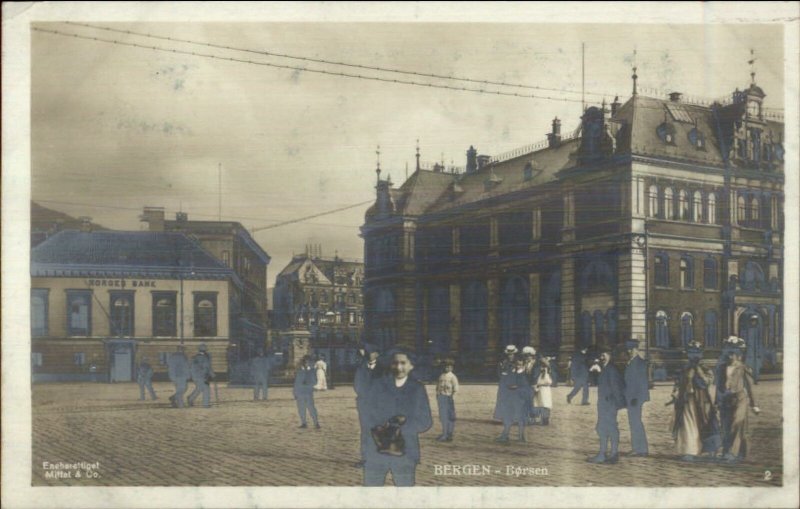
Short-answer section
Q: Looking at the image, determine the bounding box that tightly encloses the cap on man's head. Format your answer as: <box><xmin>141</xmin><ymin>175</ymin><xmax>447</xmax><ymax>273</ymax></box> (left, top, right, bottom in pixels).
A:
<box><xmin>686</xmin><ymin>340</ymin><xmax>704</xmax><ymax>356</ymax></box>
<box><xmin>198</xmin><ymin>343</ymin><xmax>208</xmax><ymax>352</ymax></box>
<box><xmin>361</xmin><ymin>342</ymin><xmax>379</xmax><ymax>355</ymax></box>
<box><xmin>522</xmin><ymin>346</ymin><xmax>536</xmax><ymax>355</ymax></box>
<box><xmin>504</xmin><ymin>344</ymin><xmax>518</xmax><ymax>354</ymax></box>
<box><xmin>625</xmin><ymin>339</ymin><xmax>640</xmax><ymax>350</ymax></box>
<box><xmin>385</xmin><ymin>346</ymin><xmax>416</xmax><ymax>364</ymax></box>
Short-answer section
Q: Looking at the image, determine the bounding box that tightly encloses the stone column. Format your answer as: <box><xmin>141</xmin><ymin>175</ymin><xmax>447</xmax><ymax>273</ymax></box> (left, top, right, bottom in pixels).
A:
<box><xmin>559</xmin><ymin>257</ymin><xmax>576</xmax><ymax>354</ymax></box>
<box><xmin>618</xmin><ymin>243</ymin><xmax>647</xmax><ymax>345</ymax></box>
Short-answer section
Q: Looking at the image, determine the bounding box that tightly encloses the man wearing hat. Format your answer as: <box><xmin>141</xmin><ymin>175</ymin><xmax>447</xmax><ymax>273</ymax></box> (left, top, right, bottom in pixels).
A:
<box><xmin>188</xmin><ymin>343</ymin><xmax>214</xmax><ymax>408</ymax></box>
<box><xmin>623</xmin><ymin>339</ymin><xmax>650</xmax><ymax>456</ymax></box>
<box><xmin>435</xmin><ymin>358</ymin><xmax>459</xmax><ymax>441</ymax></box>
<box><xmin>354</xmin><ymin>343</ymin><xmax>381</xmax><ymax>466</ymax></box>
<box><xmin>362</xmin><ymin>347</ymin><xmax>432</xmax><ymax>486</ymax></box>
<box><xmin>521</xmin><ymin>346</ymin><xmax>539</xmax><ymax>423</ymax></box>
<box><xmin>294</xmin><ymin>355</ymin><xmax>320</xmax><ymax>429</ymax></box>
<box><xmin>250</xmin><ymin>349</ymin><xmax>272</xmax><ymax>401</ymax></box>
<box><xmin>588</xmin><ymin>345</ymin><xmax>626</xmax><ymax>464</ymax></box>
<box><xmin>167</xmin><ymin>345</ymin><xmax>191</xmax><ymax>408</ymax></box>
<box><xmin>136</xmin><ymin>356</ymin><xmax>157</xmax><ymax>401</ymax></box>
<box><xmin>493</xmin><ymin>345</ymin><xmax>518</xmax><ymax>420</ymax></box>
<box><xmin>567</xmin><ymin>347</ymin><xmax>591</xmax><ymax>405</ymax></box>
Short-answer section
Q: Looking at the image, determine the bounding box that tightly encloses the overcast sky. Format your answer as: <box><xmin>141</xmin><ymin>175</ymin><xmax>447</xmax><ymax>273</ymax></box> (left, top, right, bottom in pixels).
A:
<box><xmin>31</xmin><ymin>22</ymin><xmax>784</xmax><ymax>285</ymax></box>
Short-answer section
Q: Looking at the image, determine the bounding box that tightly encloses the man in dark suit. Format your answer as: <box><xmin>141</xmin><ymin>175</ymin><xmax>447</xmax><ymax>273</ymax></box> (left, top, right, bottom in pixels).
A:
<box><xmin>567</xmin><ymin>347</ymin><xmax>590</xmax><ymax>405</ymax></box>
<box><xmin>353</xmin><ymin>343</ymin><xmax>381</xmax><ymax>467</ymax></box>
<box><xmin>588</xmin><ymin>345</ymin><xmax>626</xmax><ymax>464</ymax></box>
<box><xmin>624</xmin><ymin>339</ymin><xmax>650</xmax><ymax>456</ymax></box>
<box><xmin>293</xmin><ymin>355</ymin><xmax>320</xmax><ymax>429</ymax></box>
<box><xmin>362</xmin><ymin>348</ymin><xmax>432</xmax><ymax>487</ymax></box>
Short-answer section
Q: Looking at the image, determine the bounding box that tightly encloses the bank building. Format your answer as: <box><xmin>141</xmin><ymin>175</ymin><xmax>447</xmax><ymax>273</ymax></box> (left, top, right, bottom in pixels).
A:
<box><xmin>361</xmin><ymin>71</ymin><xmax>784</xmax><ymax>378</ymax></box>
<box><xmin>31</xmin><ymin>229</ymin><xmax>243</xmax><ymax>382</ymax></box>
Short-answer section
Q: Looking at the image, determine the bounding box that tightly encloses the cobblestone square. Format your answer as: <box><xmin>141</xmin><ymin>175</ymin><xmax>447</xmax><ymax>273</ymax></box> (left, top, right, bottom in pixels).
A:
<box><xmin>32</xmin><ymin>380</ymin><xmax>783</xmax><ymax>487</ymax></box>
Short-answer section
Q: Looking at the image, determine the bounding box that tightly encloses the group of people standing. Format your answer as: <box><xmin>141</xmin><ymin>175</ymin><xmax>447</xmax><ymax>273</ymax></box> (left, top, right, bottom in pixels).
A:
<box><xmin>150</xmin><ymin>343</ymin><xmax>216</xmax><ymax>408</ymax></box>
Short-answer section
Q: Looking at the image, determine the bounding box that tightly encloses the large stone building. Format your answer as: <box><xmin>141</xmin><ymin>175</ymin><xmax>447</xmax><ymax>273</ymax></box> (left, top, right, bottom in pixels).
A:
<box><xmin>31</xmin><ymin>230</ymin><xmax>241</xmax><ymax>382</ymax></box>
<box><xmin>272</xmin><ymin>246</ymin><xmax>365</xmax><ymax>376</ymax></box>
<box><xmin>361</xmin><ymin>74</ymin><xmax>784</xmax><ymax>379</ymax></box>
<box><xmin>140</xmin><ymin>207</ymin><xmax>271</xmax><ymax>366</ymax></box>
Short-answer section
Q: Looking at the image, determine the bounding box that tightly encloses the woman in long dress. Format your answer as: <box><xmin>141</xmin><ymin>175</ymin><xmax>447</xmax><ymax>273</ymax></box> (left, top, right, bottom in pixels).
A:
<box><xmin>313</xmin><ymin>355</ymin><xmax>328</xmax><ymax>391</ymax></box>
<box><xmin>717</xmin><ymin>337</ymin><xmax>760</xmax><ymax>462</ymax></box>
<box><xmin>670</xmin><ymin>341</ymin><xmax>721</xmax><ymax>461</ymax></box>
<box><xmin>493</xmin><ymin>345</ymin><xmax>518</xmax><ymax>421</ymax></box>
<box><xmin>533</xmin><ymin>357</ymin><xmax>553</xmax><ymax>425</ymax></box>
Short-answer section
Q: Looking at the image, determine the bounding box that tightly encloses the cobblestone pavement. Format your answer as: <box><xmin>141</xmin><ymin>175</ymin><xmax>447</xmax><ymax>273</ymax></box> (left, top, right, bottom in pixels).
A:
<box><xmin>32</xmin><ymin>380</ymin><xmax>783</xmax><ymax>487</ymax></box>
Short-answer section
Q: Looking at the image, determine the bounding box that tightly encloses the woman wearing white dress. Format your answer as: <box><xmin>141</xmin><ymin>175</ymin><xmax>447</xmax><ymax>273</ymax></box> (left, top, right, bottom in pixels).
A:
<box><xmin>533</xmin><ymin>357</ymin><xmax>553</xmax><ymax>425</ymax></box>
<box><xmin>314</xmin><ymin>355</ymin><xmax>328</xmax><ymax>391</ymax></box>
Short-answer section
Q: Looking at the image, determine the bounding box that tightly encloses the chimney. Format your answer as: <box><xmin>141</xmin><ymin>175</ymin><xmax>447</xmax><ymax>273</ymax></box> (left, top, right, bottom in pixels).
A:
<box><xmin>140</xmin><ymin>206</ymin><xmax>165</xmax><ymax>231</ymax></box>
<box><xmin>669</xmin><ymin>92</ymin><xmax>682</xmax><ymax>103</ymax></box>
<box><xmin>176</xmin><ymin>212</ymin><xmax>188</xmax><ymax>223</ymax></box>
<box><xmin>611</xmin><ymin>95</ymin><xmax>621</xmax><ymax>116</ymax></box>
<box><xmin>79</xmin><ymin>216</ymin><xmax>93</xmax><ymax>233</ymax></box>
<box><xmin>548</xmin><ymin>117</ymin><xmax>562</xmax><ymax>148</ymax></box>
<box><xmin>476</xmin><ymin>154</ymin><xmax>491</xmax><ymax>170</ymax></box>
<box><xmin>466</xmin><ymin>145</ymin><xmax>478</xmax><ymax>173</ymax></box>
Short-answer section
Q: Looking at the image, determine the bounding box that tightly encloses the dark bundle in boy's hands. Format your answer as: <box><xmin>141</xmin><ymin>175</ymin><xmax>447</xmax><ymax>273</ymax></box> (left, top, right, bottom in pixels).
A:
<box><xmin>371</xmin><ymin>415</ymin><xmax>407</xmax><ymax>456</ymax></box>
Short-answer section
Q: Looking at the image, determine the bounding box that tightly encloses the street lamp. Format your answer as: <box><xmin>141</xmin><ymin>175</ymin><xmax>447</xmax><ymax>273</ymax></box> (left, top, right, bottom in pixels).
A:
<box><xmin>324</xmin><ymin>310</ymin><xmax>336</xmax><ymax>389</ymax></box>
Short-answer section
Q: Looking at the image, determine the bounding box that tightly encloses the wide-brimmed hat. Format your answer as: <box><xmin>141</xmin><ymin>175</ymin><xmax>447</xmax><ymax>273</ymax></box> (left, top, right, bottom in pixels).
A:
<box><xmin>685</xmin><ymin>340</ymin><xmax>704</xmax><ymax>356</ymax></box>
<box><xmin>723</xmin><ymin>336</ymin><xmax>746</xmax><ymax>352</ymax></box>
<box><xmin>522</xmin><ymin>346</ymin><xmax>536</xmax><ymax>355</ymax></box>
<box><xmin>504</xmin><ymin>344</ymin><xmax>518</xmax><ymax>354</ymax></box>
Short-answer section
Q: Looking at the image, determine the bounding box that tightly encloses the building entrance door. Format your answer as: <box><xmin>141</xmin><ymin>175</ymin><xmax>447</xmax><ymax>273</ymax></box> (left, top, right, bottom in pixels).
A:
<box><xmin>739</xmin><ymin>311</ymin><xmax>763</xmax><ymax>382</ymax></box>
<box><xmin>109</xmin><ymin>343</ymin><xmax>133</xmax><ymax>382</ymax></box>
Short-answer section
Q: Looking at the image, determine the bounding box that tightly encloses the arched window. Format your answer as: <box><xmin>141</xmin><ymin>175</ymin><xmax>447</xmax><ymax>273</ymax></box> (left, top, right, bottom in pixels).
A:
<box><xmin>500</xmin><ymin>277</ymin><xmax>530</xmax><ymax>349</ymax></box>
<box><xmin>654</xmin><ymin>253</ymin><xmax>669</xmax><ymax>287</ymax></box>
<box><xmin>680</xmin><ymin>311</ymin><xmax>694</xmax><ymax>346</ymax></box>
<box><xmin>693</xmin><ymin>191</ymin><xmax>703</xmax><ymax>222</ymax></box>
<box><xmin>655</xmin><ymin>310</ymin><xmax>669</xmax><ymax>348</ymax></box>
<box><xmin>153</xmin><ymin>294</ymin><xmax>177</xmax><ymax>337</ymax></box>
<box><xmin>707</xmin><ymin>192</ymin><xmax>717</xmax><ymax>224</ymax></box>
<box><xmin>680</xmin><ymin>256</ymin><xmax>693</xmax><ymax>289</ymax></box>
<box><xmin>194</xmin><ymin>294</ymin><xmax>217</xmax><ymax>337</ymax></box>
<box><xmin>737</xmin><ymin>195</ymin><xmax>746</xmax><ymax>223</ymax></box>
<box><xmin>648</xmin><ymin>185</ymin><xmax>659</xmax><ymax>218</ymax></box>
<box><xmin>110</xmin><ymin>293</ymin><xmax>134</xmax><ymax>337</ymax></box>
<box><xmin>704</xmin><ymin>310</ymin><xmax>718</xmax><ymax>347</ymax></box>
<box><xmin>678</xmin><ymin>190</ymin><xmax>689</xmax><ymax>220</ymax></box>
<box><xmin>750</xmin><ymin>196</ymin><xmax>760</xmax><ymax>222</ymax></box>
<box><xmin>703</xmin><ymin>258</ymin><xmax>718</xmax><ymax>290</ymax></box>
<box><xmin>664</xmin><ymin>188</ymin><xmax>674</xmax><ymax>220</ymax></box>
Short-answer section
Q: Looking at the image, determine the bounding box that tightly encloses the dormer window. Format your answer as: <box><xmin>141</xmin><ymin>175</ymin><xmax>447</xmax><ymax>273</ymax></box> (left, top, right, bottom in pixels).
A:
<box><xmin>747</xmin><ymin>100</ymin><xmax>760</xmax><ymax>119</ymax></box>
<box><xmin>688</xmin><ymin>128</ymin><xmax>705</xmax><ymax>149</ymax></box>
<box><xmin>523</xmin><ymin>163</ymin><xmax>534</xmax><ymax>181</ymax></box>
<box><xmin>657</xmin><ymin>123</ymin><xmax>676</xmax><ymax>145</ymax></box>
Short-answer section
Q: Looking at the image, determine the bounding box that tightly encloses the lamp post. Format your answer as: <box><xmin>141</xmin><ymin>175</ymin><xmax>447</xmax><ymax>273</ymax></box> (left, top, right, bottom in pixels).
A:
<box><xmin>324</xmin><ymin>310</ymin><xmax>336</xmax><ymax>389</ymax></box>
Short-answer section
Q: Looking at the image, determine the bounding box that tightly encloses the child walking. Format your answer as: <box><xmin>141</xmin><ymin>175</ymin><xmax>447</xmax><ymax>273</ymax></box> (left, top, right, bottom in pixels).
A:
<box><xmin>436</xmin><ymin>358</ymin><xmax>459</xmax><ymax>441</ymax></box>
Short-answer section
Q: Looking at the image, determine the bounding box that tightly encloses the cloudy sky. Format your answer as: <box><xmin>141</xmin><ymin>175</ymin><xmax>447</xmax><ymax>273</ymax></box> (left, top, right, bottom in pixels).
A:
<box><xmin>31</xmin><ymin>20</ymin><xmax>784</xmax><ymax>285</ymax></box>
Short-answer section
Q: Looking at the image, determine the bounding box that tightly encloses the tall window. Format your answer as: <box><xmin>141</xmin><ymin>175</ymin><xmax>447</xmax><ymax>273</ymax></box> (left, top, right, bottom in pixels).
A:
<box><xmin>707</xmin><ymin>192</ymin><xmax>717</xmax><ymax>224</ymax></box>
<box><xmin>737</xmin><ymin>195</ymin><xmax>746</xmax><ymax>223</ymax></box>
<box><xmin>750</xmin><ymin>196</ymin><xmax>760</xmax><ymax>222</ymax></box>
<box><xmin>152</xmin><ymin>292</ymin><xmax>177</xmax><ymax>337</ymax></box>
<box><xmin>678</xmin><ymin>190</ymin><xmax>689</xmax><ymax>220</ymax></box>
<box><xmin>194</xmin><ymin>293</ymin><xmax>218</xmax><ymax>337</ymax></box>
<box><xmin>693</xmin><ymin>191</ymin><xmax>703</xmax><ymax>222</ymax></box>
<box><xmin>648</xmin><ymin>185</ymin><xmax>659</xmax><ymax>217</ymax></box>
<box><xmin>110</xmin><ymin>292</ymin><xmax>134</xmax><ymax>337</ymax></box>
<box><xmin>664</xmin><ymin>188</ymin><xmax>674</xmax><ymax>219</ymax></box>
<box><xmin>655</xmin><ymin>310</ymin><xmax>669</xmax><ymax>348</ymax></box>
<box><xmin>66</xmin><ymin>290</ymin><xmax>92</xmax><ymax>336</ymax></box>
<box><xmin>31</xmin><ymin>289</ymin><xmax>49</xmax><ymax>337</ymax></box>
<box><xmin>680</xmin><ymin>256</ymin><xmax>693</xmax><ymax>289</ymax></box>
<box><xmin>680</xmin><ymin>312</ymin><xmax>694</xmax><ymax>346</ymax></box>
<box><xmin>704</xmin><ymin>310</ymin><xmax>718</xmax><ymax>347</ymax></box>
<box><xmin>654</xmin><ymin>253</ymin><xmax>669</xmax><ymax>287</ymax></box>
<box><xmin>703</xmin><ymin>258</ymin><xmax>718</xmax><ymax>290</ymax></box>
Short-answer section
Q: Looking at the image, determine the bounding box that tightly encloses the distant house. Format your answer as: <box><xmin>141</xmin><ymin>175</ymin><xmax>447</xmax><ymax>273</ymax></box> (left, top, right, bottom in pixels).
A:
<box><xmin>31</xmin><ymin>201</ymin><xmax>107</xmax><ymax>247</ymax></box>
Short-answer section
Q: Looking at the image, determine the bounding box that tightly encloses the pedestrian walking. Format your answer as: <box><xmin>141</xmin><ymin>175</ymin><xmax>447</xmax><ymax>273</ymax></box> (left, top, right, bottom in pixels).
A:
<box><xmin>314</xmin><ymin>354</ymin><xmax>328</xmax><ymax>391</ymax></box>
<box><xmin>547</xmin><ymin>354</ymin><xmax>560</xmax><ymax>388</ymax></box>
<box><xmin>717</xmin><ymin>337</ymin><xmax>760</xmax><ymax>463</ymax></box>
<box><xmin>493</xmin><ymin>345</ymin><xmax>518</xmax><ymax>421</ymax></box>
<box><xmin>435</xmin><ymin>358</ymin><xmax>459</xmax><ymax>442</ymax></box>
<box><xmin>294</xmin><ymin>355</ymin><xmax>320</xmax><ymax>429</ymax></box>
<box><xmin>587</xmin><ymin>346</ymin><xmax>626</xmax><ymax>464</ymax></box>
<box><xmin>495</xmin><ymin>355</ymin><xmax>532</xmax><ymax>443</ymax></box>
<box><xmin>250</xmin><ymin>349</ymin><xmax>272</xmax><ymax>401</ymax></box>
<box><xmin>167</xmin><ymin>345</ymin><xmax>190</xmax><ymax>408</ymax></box>
<box><xmin>136</xmin><ymin>356</ymin><xmax>157</xmax><ymax>401</ymax></box>
<box><xmin>566</xmin><ymin>347</ymin><xmax>591</xmax><ymax>405</ymax></box>
<box><xmin>187</xmin><ymin>344</ymin><xmax>214</xmax><ymax>408</ymax></box>
<box><xmin>533</xmin><ymin>357</ymin><xmax>553</xmax><ymax>426</ymax></box>
<box><xmin>669</xmin><ymin>341</ymin><xmax>721</xmax><ymax>461</ymax></box>
<box><xmin>362</xmin><ymin>348</ymin><xmax>432</xmax><ymax>487</ymax></box>
<box><xmin>624</xmin><ymin>339</ymin><xmax>650</xmax><ymax>456</ymax></box>
<box><xmin>353</xmin><ymin>343</ymin><xmax>381</xmax><ymax>467</ymax></box>
<box><xmin>521</xmin><ymin>346</ymin><xmax>539</xmax><ymax>424</ymax></box>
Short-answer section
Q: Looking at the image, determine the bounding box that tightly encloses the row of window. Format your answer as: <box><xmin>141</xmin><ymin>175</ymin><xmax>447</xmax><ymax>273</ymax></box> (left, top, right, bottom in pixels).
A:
<box><xmin>305</xmin><ymin>290</ymin><xmax>361</xmax><ymax>306</ymax></box>
<box><xmin>654</xmin><ymin>310</ymin><xmax>718</xmax><ymax>348</ymax></box>
<box><xmin>31</xmin><ymin>289</ymin><xmax>219</xmax><ymax>338</ymax></box>
<box><xmin>653</xmin><ymin>254</ymin><xmax>718</xmax><ymax>290</ymax></box>
<box><xmin>31</xmin><ymin>351</ymin><xmax>185</xmax><ymax>368</ymax></box>
<box><xmin>647</xmin><ymin>185</ymin><xmax>718</xmax><ymax>223</ymax></box>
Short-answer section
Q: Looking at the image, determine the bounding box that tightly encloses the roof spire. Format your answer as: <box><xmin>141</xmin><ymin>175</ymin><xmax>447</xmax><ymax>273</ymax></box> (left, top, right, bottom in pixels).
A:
<box><xmin>415</xmin><ymin>139</ymin><xmax>420</xmax><ymax>171</ymax></box>
<box><xmin>631</xmin><ymin>48</ymin><xmax>638</xmax><ymax>96</ymax></box>
<box><xmin>375</xmin><ymin>144</ymin><xmax>381</xmax><ymax>184</ymax></box>
<box><xmin>748</xmin><ymin>48</ymin><xmax>757</xmax><ymax>84</ymax></box>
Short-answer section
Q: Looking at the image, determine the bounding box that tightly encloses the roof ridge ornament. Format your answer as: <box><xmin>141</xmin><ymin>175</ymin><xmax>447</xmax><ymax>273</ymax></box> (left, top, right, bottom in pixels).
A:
<box><xmin>631</xmin><ymin>49</ymin><xmax>638</xmax><ymax>96</ymax></box>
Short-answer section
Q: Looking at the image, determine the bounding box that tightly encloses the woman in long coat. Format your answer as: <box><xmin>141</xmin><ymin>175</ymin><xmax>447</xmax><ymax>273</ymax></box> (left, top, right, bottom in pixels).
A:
<box><xmin>670</xmin><ymin>341</ymin><xmax>721</xmax><ymax>461</ymax></box>
<box><xmin>495</xmin><ymin>355</ymin><xmax>532</xmax><ymax>442</ymax></box>
<box><xmin>717</xmin><ymin>337</ymin><xmax>760</xmax><ymax>462</ymax></box>
<box><xmin>493</xmin><ymin>345</ymin><xmax>518</xmax><ymax>421</ymax></box>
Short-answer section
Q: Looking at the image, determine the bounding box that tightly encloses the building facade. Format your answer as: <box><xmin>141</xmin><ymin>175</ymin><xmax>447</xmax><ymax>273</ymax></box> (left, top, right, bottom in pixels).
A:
<box><xmin>361</xmin><ymin>77</ymin><xmax>784</xmax><ymax>379</ymax></box>
<box><xmin>140</xmin><ymin>207</ymin><xmax>271</xmax><ymax>365</ymax></box>
<box><xmin>31</xmin><ymin>230</ymin><xmax>242</xmax><ymax>382</ymax></box>
<box><xmin>272</xmin><ymin>247</ymin><xmax>365</xmax><ymax>376</ymax></box>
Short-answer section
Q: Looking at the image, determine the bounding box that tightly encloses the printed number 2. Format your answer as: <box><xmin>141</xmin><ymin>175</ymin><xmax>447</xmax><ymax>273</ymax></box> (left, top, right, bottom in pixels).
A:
<box><xmin>763</xmin><ymin>470</ymin><xmax>772</xmax><ymax>481</ymax></box>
